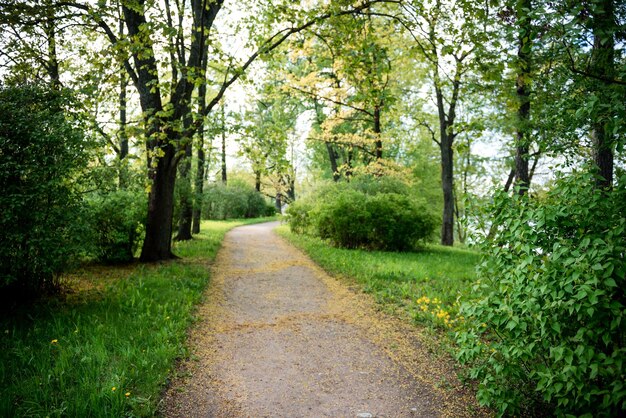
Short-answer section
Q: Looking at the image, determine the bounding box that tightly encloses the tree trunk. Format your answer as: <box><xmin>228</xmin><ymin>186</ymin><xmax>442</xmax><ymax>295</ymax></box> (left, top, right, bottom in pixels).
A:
<box><xmin>255</xmin><ymin>170</ymin><xmax>261</xmax><ymax>192</ymax></box>
<box><xmin>118</xmin><ymin>63</ymin><xmax>129</xmax><ymax>188</ymax></box>
<box><xmin>325</xmin><ymin>142</ymin><xmax>340</xmax><ymax>182</ymax></box>
<box><xmin>275</xmin><ymin>193</ymin><xmax>282</xmax><ymax>213</ymax></box>
<box><xmin>44</xmin><ymin>1</ymin><xmax>60</xmax><ymax>90</ymax></box>
<box><xmin>590</xmin><ymin>0</ymin><xmax>615</xmax><ymax>189</ymax></box>
<box><xmin>192</xmin><ymin>34</ymin><xmax>210</xmax><ymax>235</ymax></box>
<box><xmin>440</xmin><ymin>135</ymin><xmax>454</xmax><ymax>246</ymax></box>
<box><xmin>174</xmin><ymin>136</ymin><xmax>193</xmax><ymax>241</ymax></box>
<box><xmin>140</xmin><ymin>142</ymin><xmax>178</xmax><ymax>261</ymax></box>
<box><xmin>514</xmin><ymin>0</ymin><xmax>532</xmax><ymax>195</ymax></box>
<box><xmin>221</xmin><ymin>104</ymin><xmax>227</xmax><ymax>184</ymax></box>
<box><xmin>373</xmin><ymin>105</ymin><xmax>382</xmax><ymax>159</ymax></box>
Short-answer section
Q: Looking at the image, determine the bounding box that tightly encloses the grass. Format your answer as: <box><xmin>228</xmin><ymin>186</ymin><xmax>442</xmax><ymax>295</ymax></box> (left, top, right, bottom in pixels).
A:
<box><xmin>275</xmin><ymin>224</ymin><xmax>481</xmax><ymax>330</ymax></box>
<box><xmin>0</xmin><ymin>217</ymin><xmax>274</xmax><ymax>417</ymax></box>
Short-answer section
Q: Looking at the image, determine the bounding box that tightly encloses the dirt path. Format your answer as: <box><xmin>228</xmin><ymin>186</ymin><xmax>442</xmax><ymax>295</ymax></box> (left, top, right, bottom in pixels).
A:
<box><xmin>162</xmin><ymin>222</ymin><xmax>484</xmax><ymax>417</ymax></box>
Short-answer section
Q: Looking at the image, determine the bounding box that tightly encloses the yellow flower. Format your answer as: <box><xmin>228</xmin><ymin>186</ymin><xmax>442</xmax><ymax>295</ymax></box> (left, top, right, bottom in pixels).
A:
<box><xmin>125</xmin><ymin>392</ymin><xmax>131</xmax><ymax>397</ymax></box>
<box><xmin>51</xmin><ymin>339</ymin><xmax>58</xmax><ymax>344</ymax></box>
<box><xmin>112</xmin><ymin>387</ymin><xmax>116</xmax><ymax>391</ymax></box>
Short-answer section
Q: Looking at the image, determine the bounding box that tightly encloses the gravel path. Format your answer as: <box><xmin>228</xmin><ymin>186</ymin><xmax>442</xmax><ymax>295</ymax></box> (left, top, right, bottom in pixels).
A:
<box><xmin>162</xmin><ymin>222</ymin><xmax>484</xmax><ymax>417</ymax></box>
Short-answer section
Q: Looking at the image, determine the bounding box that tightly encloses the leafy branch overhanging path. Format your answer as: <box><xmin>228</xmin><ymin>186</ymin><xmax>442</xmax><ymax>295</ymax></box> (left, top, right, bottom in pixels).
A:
<box><xmin>162</xmin><ymin>222</ymin><xmax>483</xmax><ymax>417</ymax></box>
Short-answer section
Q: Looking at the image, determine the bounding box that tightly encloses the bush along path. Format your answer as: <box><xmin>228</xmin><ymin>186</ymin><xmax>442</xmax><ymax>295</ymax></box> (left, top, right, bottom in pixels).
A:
<box><xmin>162</xmin><ymin>222</ymin><xmax>485</xmax><ymax>417</ymax></box>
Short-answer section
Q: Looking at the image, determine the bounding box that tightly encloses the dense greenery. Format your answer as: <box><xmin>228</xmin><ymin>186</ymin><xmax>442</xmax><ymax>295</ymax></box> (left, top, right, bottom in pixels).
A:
<box><xmin>85</xmin><ymin>189</ymin><xmax>147</xmax><ymax>264</ymax></box>
<box><xmin>0</xmin><ymin>0</ymin><xmax>624</xmax><ymax>415</ymax></box>
<box><xmin>456</xmin><ymin>172</ymin><xmax>626</xmax><ymax>416</ymax></box>
<box><xmin>0</xmin><ymin>85</ymin><xmax>92</xmax><ymax>292</ymax></box>
<box><xmin>203</xmin><ymin>181</ymin><xmax>276</xmax><ymax>220</ymax></box>
<box><xmin>287</xmin><ymin>178</ymin><xmax>437</xmax><ymax>251</ymax></box>
<box><xmin>0</xmin><ymin>219</ymin><xmax>267</xmax><ymax>417</ymax></box>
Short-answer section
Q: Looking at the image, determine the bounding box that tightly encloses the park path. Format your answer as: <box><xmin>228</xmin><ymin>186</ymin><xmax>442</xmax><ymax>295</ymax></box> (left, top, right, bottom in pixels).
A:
<box><xmin>162</xmin><ymin>222</ymin><xmax>483</xmax><ymax>417</ymax></box>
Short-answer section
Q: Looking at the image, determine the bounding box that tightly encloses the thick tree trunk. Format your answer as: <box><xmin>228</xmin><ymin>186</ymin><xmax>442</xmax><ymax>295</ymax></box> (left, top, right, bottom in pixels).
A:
<box><xmin>590</xmin><ymin>0</ymin><xmax>615</xmax><ymax>189</ymax></box>
<box><xmin>140</xmin><ymin>143</ymin><xmax>178</xmax><ymax>261</ymax></box>
<box><xmin>514</xmin><ymin>0</ymin><xmax>532</xmax><ymax>195</ymax></box>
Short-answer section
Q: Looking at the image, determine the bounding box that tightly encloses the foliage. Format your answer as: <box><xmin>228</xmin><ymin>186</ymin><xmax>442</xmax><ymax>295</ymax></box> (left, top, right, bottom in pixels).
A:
<box><xmin>0</xmin><ymin>219</ymin><xmax>268</xmax><ymax>417</ymax></box>
<box><xmin>0</xmin><ymin>84</ymin><xmax>91</xmax><ymax>293</ymax></box>
<box><xmin>203</xmin><ymin>181</ymin><xmax>271</xmax><ymax>220</ymax></box>
<box><xmin>286</xmin><ymin>177</ymin><xmax>437</xmax><ymax>251</ymax></box>
<box><xmin>455</xmin><ymin>172</ymin><xmax>626</xmax><ymax>417</ymax></box>
<box><xmin>276</xmin><ymin>225</ymin><xmax>480</xmax><ymax>330</ymax></box>
<box><xmin>85</xmin><ymin>189</ymin><xmax>147</xmax><ymax>264</ymax></box>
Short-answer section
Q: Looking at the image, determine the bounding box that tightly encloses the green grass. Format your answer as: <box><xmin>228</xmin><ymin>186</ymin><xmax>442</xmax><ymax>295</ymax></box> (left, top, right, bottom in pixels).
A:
<box><xmin>275</xmin><ymin>224</ymin><xmax>480</xmax><ymax>329</ymax></box>
<box><xmin>0</xmin><ymin>218</ymin><xmax>274</xmax><ymax>417</ymax></box>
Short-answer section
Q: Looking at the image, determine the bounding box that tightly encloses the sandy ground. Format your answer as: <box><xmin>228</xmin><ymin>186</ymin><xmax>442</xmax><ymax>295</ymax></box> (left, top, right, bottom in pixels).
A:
<box><xmin>161</xmin><ymin>222</ymin><xmax>487</xmax><ymax>417</ymax></box>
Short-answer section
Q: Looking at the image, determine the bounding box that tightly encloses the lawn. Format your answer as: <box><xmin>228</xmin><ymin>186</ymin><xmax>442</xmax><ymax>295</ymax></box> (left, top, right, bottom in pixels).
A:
<box><xmin>0</xmin><ymin>218</ymin><xmax>274</xmax><ymax>417</ymax></box>
<box><xmin>275</xmin><ymin>224</ymin><xmax>481</xmax><ymax>330</ymax></box>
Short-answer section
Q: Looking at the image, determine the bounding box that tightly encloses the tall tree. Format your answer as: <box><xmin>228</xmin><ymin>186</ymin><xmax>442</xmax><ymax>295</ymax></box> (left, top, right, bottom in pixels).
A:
<box><xmin>513</xmin><ymin>0</ymin><xmax>532</xmax><ymax>194</ymax></box>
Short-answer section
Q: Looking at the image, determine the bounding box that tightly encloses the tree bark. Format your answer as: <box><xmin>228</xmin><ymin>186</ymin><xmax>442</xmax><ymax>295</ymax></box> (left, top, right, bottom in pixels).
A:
<box><xmin>221</xmin><ymin>103</ymin><xmax>227</xmax><ymax>184</ymax></box>
<box><xmin>174</xmin><ymin>129</ymin><xmax>193</xmax><ymax>241</ymax></box>
<box><xmin>326</xmin><ymin>142</ymin><xmax>340</xmax><ymax>182</ymax></box>
<box><xmin>514</xmin><ymin>0</ymin><xmax>532</xmax><ymax>195</ymax></box>
<box><xmin>590</xmin><ymin>0</ymin><xmax>615</xmax><ymax>189</ymax></box>
<box><xmin>439</xmin><ymin>135</ymin><xmax>454</xmax><ymax>246</ymax></box>
<box><xmin>373</xmin><ymin>105</ymin><xmax>382</xmax><ymax>159</ymax></box>
<box><xmin>192</xmin><ymin>43</ymin><xmax>209</xmax><ymax>234</ymax></box>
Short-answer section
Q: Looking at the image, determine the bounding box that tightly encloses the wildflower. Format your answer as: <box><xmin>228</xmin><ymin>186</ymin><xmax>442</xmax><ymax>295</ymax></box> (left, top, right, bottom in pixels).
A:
<box><xmin>125</xmin><ymin>392</ymin><xmax>131</xmax><ymax>397</ymax></box>
<box><xmin>51</xmin><ymin>339</ymin><xmax>58</xmax><ymax>344</ymax></box>
<box><xmin>112</xmin><ymin>387</ymin><xmax>116</xmax><ymax>392</ymax></box>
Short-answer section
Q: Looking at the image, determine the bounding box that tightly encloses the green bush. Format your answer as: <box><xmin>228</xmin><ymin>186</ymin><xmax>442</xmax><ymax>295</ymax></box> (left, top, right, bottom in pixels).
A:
<box><xmin>203</xmin><ymin>182</ymin><xmax>271</xmax><ymax>220</ymax></box>
<box><xmin>286</xmin><ymin>199</ymin><xmax>315</xmax><ymax>234</ymax></box>
<box><xmin>0</xmin><ymin>84</ymin><xmax>91</xmax><ymax>293</ymax></box>
<box><xmin>455</xmin><ymin>172</ymin><xmax>626</xmax><ymax>417</ymax></box>
<box><xmin>286</xmin><ymin>178</ymin><xmax>437</xmax><ymax>251</ymax></box>
<box><xmin>87</xmin><ymin>189</ymin><xmax>146</xmax><ymax>264</ymax></box>
<box><xmin>314</xmin><ymin>189</ymin><xmax>370</xmax><ymax>248</ymax></box>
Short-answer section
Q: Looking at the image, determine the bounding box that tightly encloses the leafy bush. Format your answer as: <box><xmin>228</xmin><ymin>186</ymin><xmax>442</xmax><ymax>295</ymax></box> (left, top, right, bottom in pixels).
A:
<box><xmin>286</xmin><ymin>199</ymin><xmax>316</xmax><ymax>235</ymax></box>
<box><xmin>314</xmin><ymin>189</ymin><xmax>370</xmax><ymax>248</ymax></box>
<box><xmin>286</xmin><ymin>177</ymin><xmax>437</xmax><ymax>251</ymax></box>
<box><xmin>203</xmin><ymin>181</ymin><xmax>271</xmax><ymax>220</ymax></box>
<box><xmin>455</xmin><ymin>172</ymin><xmax>626</xmax><ymax>417</ymax></box>
<box><xmin>0</xmin><ymin>84</ymin><xmax>91</xmax><ymax>293</ymax></box>
<box><xmin>86</xmin><ymin>189</ymin><xmax>146</xmax><ymax>264</ymax></box>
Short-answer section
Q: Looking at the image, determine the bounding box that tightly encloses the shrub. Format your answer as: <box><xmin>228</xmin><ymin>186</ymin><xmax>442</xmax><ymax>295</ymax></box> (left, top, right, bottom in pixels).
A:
<box><xmin>0</xmin><ymin>84</ymin><xmax>91</xmax><ymax>293</ymax></box>
<box><xmin>286</xmin><ymin>178</ymin><xmax>437</xmax><ymax>251</ymax></box>
<box><xmin>87</xmin><ymin>189</ymin><xmax>146</xmax><ymax>264</ymax></box>
<box><xmin>366</xmin><ymin>193</ymin><xmax>437</xmax><ymax>251</ymax></box>
<box><xmin>203</xmin><ymin>182</ymin><xmax>271</xmax><ymax>220</ymax></box>
<box><xmin>286</xmin><ymin>200</ymin><xmax>315</xmax><ymax>235</ymax></box>
<box><xmin>314</xmin><ymin>189</ymin><xmax>370</xmax><ymax>248</ymax></box>
<box><xmin>455</xmin><ymin>171</ymin><xmax>626</xmax><ymax>417</ymax></box>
